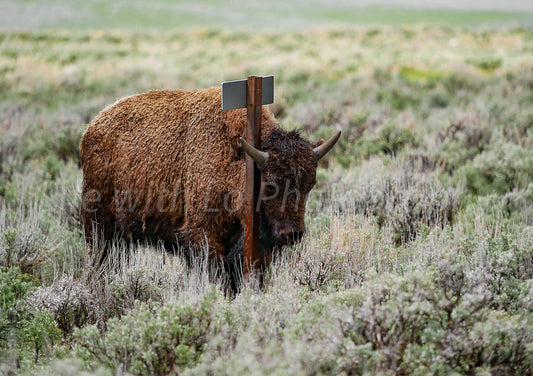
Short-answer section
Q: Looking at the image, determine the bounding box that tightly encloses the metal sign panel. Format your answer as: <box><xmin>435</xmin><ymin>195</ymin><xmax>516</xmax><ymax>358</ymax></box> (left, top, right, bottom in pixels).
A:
<box><xmin>221</xmin><ymin>75</ymin><xmax>274</xmax><ymax>110</ymax></box>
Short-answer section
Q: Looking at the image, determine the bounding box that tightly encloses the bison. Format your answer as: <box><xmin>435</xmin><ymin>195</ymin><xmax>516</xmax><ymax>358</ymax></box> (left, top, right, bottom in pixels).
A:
<box><xmin>80</xmin><ymin>87</ymin><xmax>340</xmax><ymax>290</ymax></box>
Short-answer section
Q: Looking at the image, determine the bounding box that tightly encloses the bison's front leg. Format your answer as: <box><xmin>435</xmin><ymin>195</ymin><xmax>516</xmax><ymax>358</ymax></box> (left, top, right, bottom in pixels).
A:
<box><xmin>224</xmin><ymin>219</ymin><xmax>277</xmax><ymax>293</ymax></box>
<box><xmin>225</xmin><ymin>237</ymin><xmax>244</xmax><ymax>294</ymax></box>
<box><xmin>176</xmin><ymin>218</ymin><xmax>241</xmax><ymax>292</ymax></box>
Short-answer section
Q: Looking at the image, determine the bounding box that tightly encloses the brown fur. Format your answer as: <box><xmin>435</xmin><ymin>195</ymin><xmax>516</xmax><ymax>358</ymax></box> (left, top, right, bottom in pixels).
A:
<box><xmin>81</xmin><ymin>87</ymin><xmax>322</xmax><ymax>286</ymax></box>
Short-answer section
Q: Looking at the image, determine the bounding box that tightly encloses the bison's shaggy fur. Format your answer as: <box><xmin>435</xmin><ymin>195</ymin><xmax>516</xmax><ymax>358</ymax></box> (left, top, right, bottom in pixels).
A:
<box><xmin>81</xmin><ymin>87</ymin><xmax>328</xmax><ymax>289</ymax></box>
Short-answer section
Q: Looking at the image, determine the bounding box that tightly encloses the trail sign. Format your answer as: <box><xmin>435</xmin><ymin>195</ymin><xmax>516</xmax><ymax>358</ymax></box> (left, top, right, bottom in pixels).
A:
<box><xmin>221</xmin><ymin>75</ymin><xmax>274</xmax><ymax>280</ymax></box>
<box><xmin>222</xmin><ymin>75</ymin><xmax>274</xmax><ymax>110</ymax></box>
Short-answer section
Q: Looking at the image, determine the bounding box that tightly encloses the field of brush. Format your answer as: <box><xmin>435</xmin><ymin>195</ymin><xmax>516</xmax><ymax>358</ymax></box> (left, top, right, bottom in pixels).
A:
<box><xmin>1</xmin><ymin>20</ymin><xmax>533</xmax><ymax>375</ymax></box>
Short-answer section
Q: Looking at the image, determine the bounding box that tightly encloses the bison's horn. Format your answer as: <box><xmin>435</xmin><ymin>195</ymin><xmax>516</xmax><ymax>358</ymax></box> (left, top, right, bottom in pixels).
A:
<box><xmin>313</xmin><ymin>130</ymin><xmax>341</xmax><ymax>161</ymax></box>
<box><xmin>239</xmin><ymin>137</ymin><xmax>269</xmax><ymax>166</ymax></box>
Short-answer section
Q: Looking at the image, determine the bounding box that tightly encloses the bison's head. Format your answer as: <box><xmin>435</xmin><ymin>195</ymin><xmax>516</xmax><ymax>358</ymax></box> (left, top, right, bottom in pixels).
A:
<box><xmin>240</xmin><ymin>129</ymin><xmax>340</xmax><ymax>246</ymax></box>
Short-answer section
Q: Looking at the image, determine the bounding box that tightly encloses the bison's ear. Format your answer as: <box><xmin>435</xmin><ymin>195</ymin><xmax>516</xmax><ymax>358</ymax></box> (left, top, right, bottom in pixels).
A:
<box><xmin>311</xmin><ymin>139</ymin><xmax>324</xmax><ymax>148</ymax></box>
<box><xmin>313</xmin><ymin>130</ymin><xmax>341</xmax><ymax>161</ymax></box>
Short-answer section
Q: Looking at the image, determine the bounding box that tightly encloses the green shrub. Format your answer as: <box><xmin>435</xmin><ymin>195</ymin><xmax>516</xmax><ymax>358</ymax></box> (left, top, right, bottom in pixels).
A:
<box><xmin>0</xmin><ymin>206</ymin><xmax>48</xmax><ymax>275</ymax></box>
<box><xmin>20</xmin><ymin>358</ymin><xmax>111</xmax><ymax>376</ymax></box>
<box><xmin>350</xmin><ymin>170</ymin><xmax>458</xmax><ymax>245</ymax></box>
<box><xmin>442</xmin><ymin>66</ymin><xmax>485</xmax><ymax>93</ymax></box>
<box><xmin>75</xmin><ymin>286</ymin><xmax>219</xmax><ymax>375</ymax></box>
<box><xmin>44</xmin><ymin>154</ymin><xmax>62</xmax><ymax>181</ymax></box>
<box><xmin>0</xmin><ymin>267</ymin><xmax>36</xmax><ymax>350</ymax></box>
<box><xmin>23</xmin><ymin>309</ymin><xmax>62</xmax><ymax>364</ymax></box>
<box><xmin>503</xmin><ymin>184</ymin><xmax>533</xmax><ymax>225</ymax></box>
<box><xmin>399</xmin><ymin>66</ymin><xmax>449</xmax><ymax>89</ymax></box>
<box><xmin>331</xmin><ymin>123</ymin><xmax>418</xmax><ymax>167</ymax></box>
<box><xmin>459</xmin><ymin>141</ymin><xmax>533</xmax><ymax>195</ymax></box>
<box><xmin>0</xmin><ymin>268</ymin><xmax>61</xmax><ymax>368</ymax></box>
<box><xmin>467</xmin><ymin>57</ymin><xmax>503</xmax><ymax>72</ymax></box>
<box><xmin>377</xmin><ymin>85</ymin><xmax>421</xmax><ymax>111</ymax></box>
<box><xmin>373</xmin><ymin>66</ymin><xmax>392</xmax><ymax>84</ymax></box>
<box><xmin>50</xmin><ymin>125</ymin><xmax>85</xmax><ymax>162</ymax></box>
<box><xmin>428</xmin><ymin>88</ymin><xmax>451</xmax><ymax>108</ymax></box>
<box><xmin>435</xmin><ymin>119</ymin><xmax>491</xmax><ymax>174</ymax></box>
<box><xmin>107</xmin><ymin>268</ymin><xmax>166</xmax><ymax>318</ymax></box>
<box><xmin>500</xmin><ymin>110</ymin><xmax>533</xmax><ymax>148</ymax></box>
<box><xmin>336</xmin><ymin>271</ymin><xmax>437</xmax><ymax>374</ymax></box>
<box><xmin>27</xmin><ymin>276</ymin><xmax>99</xmax><ymax>339</ymax></box>
<box><xmin>290</xmin><ymin>248</ymin><xmax>345</xmax><ymax>292</ymax></box>
<box><xmin>458</xmin><ymin>231</ymin><xmax>533</xmax><ymax>312</ymax></box>
<box><xmin>374</xmin><ymin>124</ymin><xmax>418</xmax><ymax>156</ymax></box>
<box><xmin>335</xmin><ymin>268</ymin><xmax>533</xmax><ymax>375</ymax></box>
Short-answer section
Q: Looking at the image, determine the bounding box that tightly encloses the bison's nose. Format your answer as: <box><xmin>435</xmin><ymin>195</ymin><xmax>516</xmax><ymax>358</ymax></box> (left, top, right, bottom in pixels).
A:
<box><xmin>278</xmin><ymin>225</ymin><xmax>305</xmax><ymax>245</ymax></box>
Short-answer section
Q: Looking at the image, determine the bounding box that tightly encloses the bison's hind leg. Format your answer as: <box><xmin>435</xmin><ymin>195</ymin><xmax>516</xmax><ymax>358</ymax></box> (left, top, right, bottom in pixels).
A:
<box><xmin>81</xmin><ymin>200</ymin><xmax>118</xmax><ymax>274</ymax></box>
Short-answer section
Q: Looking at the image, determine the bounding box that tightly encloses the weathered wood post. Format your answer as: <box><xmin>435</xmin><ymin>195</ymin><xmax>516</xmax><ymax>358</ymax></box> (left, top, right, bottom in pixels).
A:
<box><xmin>222</xmin><ymin>75</ymin><xmax>274</xmax><ymax>279</ymax></box>
<box><xmin>244</xmin><ymin>76</ymin><xmax>262</xmax><ymax>277</ymax></box>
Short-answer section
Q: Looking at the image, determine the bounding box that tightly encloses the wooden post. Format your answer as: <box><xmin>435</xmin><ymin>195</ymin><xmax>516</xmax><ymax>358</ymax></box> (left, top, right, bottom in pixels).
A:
<box><xmin>243</xmin><ymin>76</ymin><xmax>262</xmax><ymax>278</ymax></box>
<box><xmin>221</xmin><ymin>75</ymin><xmax>273</xmax><ymax>282</ymax></box>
